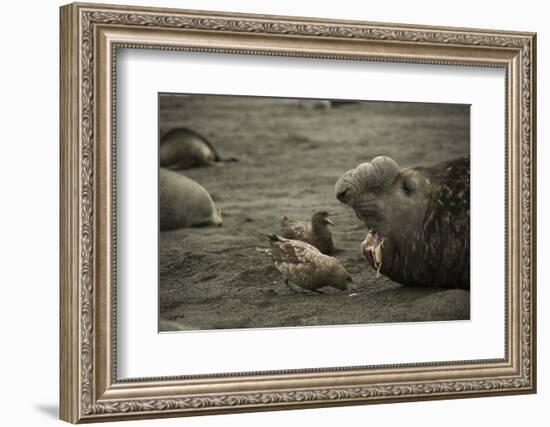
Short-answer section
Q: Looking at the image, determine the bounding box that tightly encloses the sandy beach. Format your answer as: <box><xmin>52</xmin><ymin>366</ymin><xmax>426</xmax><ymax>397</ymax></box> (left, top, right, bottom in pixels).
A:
<box><xmin>159</xmin><ymin>95</ymin><xmax>470</xmax><ymax>331</ymax></box>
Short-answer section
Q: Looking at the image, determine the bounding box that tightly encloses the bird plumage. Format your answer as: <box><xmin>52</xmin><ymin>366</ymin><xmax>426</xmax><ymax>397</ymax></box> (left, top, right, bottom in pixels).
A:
<box><xmin>280</xmin><ymin>211</ymin><xmax>335</xmax><ymax>254</ymax></box>
<box><xmin>259</xmin><ymin>234</ymin><xmax>352</xmax><ymax>292</ymax></box>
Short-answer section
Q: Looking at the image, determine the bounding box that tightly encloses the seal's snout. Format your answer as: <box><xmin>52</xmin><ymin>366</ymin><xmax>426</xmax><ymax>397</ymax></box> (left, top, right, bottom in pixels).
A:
<box><xmin>336</xmin><ymin>188</ymin><xmax>351</xmax><ymax>203</ymax></box>
<box><xmin>335</xmin><ymin>177</ymin><xmax>355</xmax><ymax>205</ymax></box>
<box><xmin>335</xmin><ymin>169</ymin><xmax>356</xmax><ymax>205</ymax></box>
<box><xmin>336</xmin><ymin>157</ymin><xmax>400</xmax><ymax>206</ymax></box>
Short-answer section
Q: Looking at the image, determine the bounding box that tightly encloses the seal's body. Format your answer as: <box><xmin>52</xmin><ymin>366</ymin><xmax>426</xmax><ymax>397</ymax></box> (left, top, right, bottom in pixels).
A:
<box><xmin>159</xmin><ymin>168</ymin><xmax>222</xmax><ymax>230</ymax></box>
<box><xmin>160</xmin><ymin>127</ymin><xmax>220</xmax><ymax>170</ymax></box>
<box><xmin>335</xmin><ymin>155</ymin><xmax>470</xmax><ymax>289</ymax></box>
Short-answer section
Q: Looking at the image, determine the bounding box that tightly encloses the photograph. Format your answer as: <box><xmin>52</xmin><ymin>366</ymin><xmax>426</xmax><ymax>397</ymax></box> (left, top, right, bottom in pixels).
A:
<box><xmin>158</xmin><ymin>94</ymin><xmax>471</xmax><ymax>331</ymax></box>
<box><xmin>57</xmin><ymin>2</ymin><xmax>536</xmax><ymax>422</ymax></box>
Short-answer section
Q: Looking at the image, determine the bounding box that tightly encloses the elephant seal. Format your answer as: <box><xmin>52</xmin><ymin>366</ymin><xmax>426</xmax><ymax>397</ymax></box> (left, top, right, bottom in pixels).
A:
<box><xmin>335</xmin><ymin>155</ymin><xmax>469</xmax><ymax>289</ymax></box>
<box><xmin>159</xmin><ymin>168</ymin><xmax>222</xmax><ymax>230</ymax></box>
<box><xmin>160</xmin><ymin>127</ymin><xmax>236</xmax><ymax>170</ymax></box>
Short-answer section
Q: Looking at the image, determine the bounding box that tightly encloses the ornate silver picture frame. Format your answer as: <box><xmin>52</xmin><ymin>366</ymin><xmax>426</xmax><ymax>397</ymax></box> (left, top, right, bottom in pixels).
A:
<box><xmin>60</xmin><ymin>2</ymin><xmax>536</xmax><ymax>423</ymax></box>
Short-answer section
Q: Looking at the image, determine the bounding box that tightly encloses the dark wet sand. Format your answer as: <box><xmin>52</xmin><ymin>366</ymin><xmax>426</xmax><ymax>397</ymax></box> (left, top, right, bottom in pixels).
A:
<box><xmin>159</xmin><ymin>95</ymin><xmax>470</xmax><ymax>331</ymax></box>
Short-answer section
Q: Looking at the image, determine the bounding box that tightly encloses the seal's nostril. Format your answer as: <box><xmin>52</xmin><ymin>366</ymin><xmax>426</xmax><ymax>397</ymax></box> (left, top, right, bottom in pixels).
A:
<box><xmin>336</xmin><ymin>188</ymin><xmax>350</xmax><ymax>203</ymax></box>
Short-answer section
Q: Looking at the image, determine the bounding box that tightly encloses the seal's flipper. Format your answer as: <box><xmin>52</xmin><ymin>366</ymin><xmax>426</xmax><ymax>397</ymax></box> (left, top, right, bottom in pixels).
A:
<box><xmin>222</xmin><ymin>156</ymin><xmax>239</xmax><ymax>162</ymax></box>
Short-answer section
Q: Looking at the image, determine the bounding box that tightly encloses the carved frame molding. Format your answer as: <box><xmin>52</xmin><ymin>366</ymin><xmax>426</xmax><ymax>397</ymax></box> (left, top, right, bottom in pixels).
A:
<box><xmin>60</xmin><ymin>2</ymin><xmax>536</xmax><ymax>423</ymax></box>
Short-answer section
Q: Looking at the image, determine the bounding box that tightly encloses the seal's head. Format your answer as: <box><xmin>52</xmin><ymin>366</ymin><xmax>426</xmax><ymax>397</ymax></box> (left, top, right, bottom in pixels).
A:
<box><xmin>335</xmin><ymin>156</ymin><xmax>431</xmax><ymax>245</ymax></box>
<box><xmin>335</xmin><ymin>155</ymin><xmax>470</xmax><ymax>289</ymax></box>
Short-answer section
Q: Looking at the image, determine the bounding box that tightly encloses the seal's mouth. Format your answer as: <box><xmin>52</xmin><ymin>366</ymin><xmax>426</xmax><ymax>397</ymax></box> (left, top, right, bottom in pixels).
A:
<box><xmin>362</xmin><ymin>229</ymin><xmax>394</xmax><ymax>278</ymax></box>
<box><xmin>363</xmin><ymin>247</ymin><xmax>375</xmax><ymax>267</ymax></box>
<box><xmin>352</xmin><ymin>200</ymin><xmax>384</xmax><ymax>230</ymax></box>
<box><xmin>359</xmin><ymin>217</ymin><xmax>386</xmax><ymax>238</ymax></box>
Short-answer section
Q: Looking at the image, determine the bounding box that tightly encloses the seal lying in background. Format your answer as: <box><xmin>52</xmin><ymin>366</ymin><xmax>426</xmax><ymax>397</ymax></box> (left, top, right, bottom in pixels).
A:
<box><xmin>258</xmin><ymin>234</ymin><xmax>354</xmax><ymax>293</ymax></box>
<box><xmin>280</xmin><ymin>210</ymin><xmax>335</xmax><ymax>255</ymax></box>
<box><xmin>335</xmin><ymin>155</ymin><xmax>470</xmax><ymax>289</ymax></box>
<box><xmin>159</xmin><ymin>168</ymin><xmax>222</xmax><ymax>230</ymax></box>
<box><xmin>160</xmin><ymin>127</ymin><xmax>237</xmax><ymax>170</ymax></box>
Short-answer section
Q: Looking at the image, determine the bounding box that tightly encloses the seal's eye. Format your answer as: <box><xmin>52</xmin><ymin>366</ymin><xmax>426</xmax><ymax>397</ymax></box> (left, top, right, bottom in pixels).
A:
<box><xmin>401</xmin><ymin>181</ymin><xmax>412</xmax><ymax>195</ymax></box>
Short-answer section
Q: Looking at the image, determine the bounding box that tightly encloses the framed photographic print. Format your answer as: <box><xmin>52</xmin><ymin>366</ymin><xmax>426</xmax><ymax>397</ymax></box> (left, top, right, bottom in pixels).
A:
<box><xmin>59</xmin><ymin>2</ymin><xmax>537</xmax><ymax>423</ymax></box>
